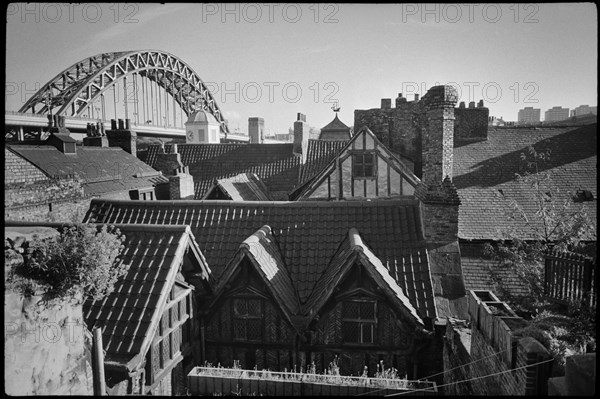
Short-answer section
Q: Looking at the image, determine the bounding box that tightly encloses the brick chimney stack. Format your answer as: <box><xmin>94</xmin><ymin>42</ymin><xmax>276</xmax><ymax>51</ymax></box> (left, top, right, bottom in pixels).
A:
<box><xmin>105</xmin><ymin>118</ymin><xmax>137</xmax><ymax>156</ymax></box>
<box><xmin>415</xmin><ymin>85</ymin><xmax>461</xmax><ymax>243</ymax></box>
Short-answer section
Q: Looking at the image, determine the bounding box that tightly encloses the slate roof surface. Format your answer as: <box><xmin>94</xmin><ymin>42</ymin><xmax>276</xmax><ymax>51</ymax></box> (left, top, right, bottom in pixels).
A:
<box><xmin>6</xmin><ymin>144</ymin><xmax>167</xmax><ymax>196</ymax></box>
<box><xmin>298</xmin><ymin>139</ymin><xmax>348</xmax><ymax>186</ymax></box>
<box><xmin>84</xmin><ymin>198</ymin><xmax>436</xmax><ymax>319</ymax></box>
<box><xmin>453</xmin><ymin>124</ymin><xmax>597</xmax><ymax>240</ymax></box>
<box><xmin>207</xmin><ymin>173</ymin><xmax>273</xmax><ymax>201</ymax></box>
<box><xmin>82</xmin><ymin>224</ymin><xmax>208</xmax><ymax>368</ymax></box>
<box><xmin>141</xmin><ymin>144</ymin><xmax>300</xmax><ymax>199</ymax></box>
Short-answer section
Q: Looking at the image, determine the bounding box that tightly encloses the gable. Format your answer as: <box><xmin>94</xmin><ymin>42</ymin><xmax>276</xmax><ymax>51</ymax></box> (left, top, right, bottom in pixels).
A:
<box><xmin>293</xmin><ymin>128</ymin><xmax>419</xmax><ymax>200</ymax></box>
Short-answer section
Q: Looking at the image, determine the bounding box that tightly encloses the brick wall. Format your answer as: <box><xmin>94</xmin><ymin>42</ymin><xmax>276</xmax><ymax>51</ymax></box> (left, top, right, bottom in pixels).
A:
<box><xmin>442</xmin><ymin>291</ymin><xmax>552</xmax><ymax>395</ymax></box>
<box><xmin>5</xmin><ymin>148</ymin><xmax>49</xmax><ymax>185</ymax></box>
<box><xmin>353</xmin><ymin>93</ymin><xmax>490</xmax><ymax>168</ymax></box>
<box><xmin>454</xmin><ymin>107</ymin><xmax>489</xmax><ymax>143</ymax></box>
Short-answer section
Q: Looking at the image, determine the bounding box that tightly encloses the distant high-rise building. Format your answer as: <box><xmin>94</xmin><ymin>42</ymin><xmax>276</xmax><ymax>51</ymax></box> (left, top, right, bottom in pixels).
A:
<box><xmin>544</xmin><ymin>106</ymin><xmax>570</xmax><ymax>122</ymax></box>
<box><xmin>517</xmin><ymin>107</ymin><xmax>541</xmax><ymax>125</ymax></box>
<box><xmin>571</xmin><ymin>105</ymin><xmax>597</xmax><ymax>117</ymax></box>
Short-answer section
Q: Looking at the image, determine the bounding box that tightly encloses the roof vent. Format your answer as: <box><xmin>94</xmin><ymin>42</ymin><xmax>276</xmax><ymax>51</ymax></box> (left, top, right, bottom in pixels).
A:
<box><xmin>574</xmin><ymin>189</ymin><xmax>595</xmax><ymax>202</ymax></box>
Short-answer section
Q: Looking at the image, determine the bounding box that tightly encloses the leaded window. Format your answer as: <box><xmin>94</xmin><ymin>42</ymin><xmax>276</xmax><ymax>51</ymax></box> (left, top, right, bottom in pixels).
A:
<box><xmin>342</xmin><ymin>300</ymin><xmax>377</xmax><ymax>344</ymax></box>
<box><xmin>232</xmin><ymin>298</ymin><xmax>263</xmax><ymax>341</ymax></box>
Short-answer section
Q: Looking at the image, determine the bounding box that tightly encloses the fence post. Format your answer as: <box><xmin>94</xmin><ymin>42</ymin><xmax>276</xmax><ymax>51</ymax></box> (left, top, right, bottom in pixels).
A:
<box><xmin>582</xmin><ymin>258</ymin><xmax>593</xmax><ymax>308</ymax></box>
<box><xmin>92</xmin><ymin>328</ymin><xmax>106</xmax><ymax>396</ymax></box>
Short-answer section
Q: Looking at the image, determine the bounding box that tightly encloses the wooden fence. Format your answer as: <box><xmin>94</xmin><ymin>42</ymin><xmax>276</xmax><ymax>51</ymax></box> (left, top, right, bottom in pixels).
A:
<box><xmin>544</xmin><ymin>250</ymin><xmax>596</xmax><ymax>308</ymax></box>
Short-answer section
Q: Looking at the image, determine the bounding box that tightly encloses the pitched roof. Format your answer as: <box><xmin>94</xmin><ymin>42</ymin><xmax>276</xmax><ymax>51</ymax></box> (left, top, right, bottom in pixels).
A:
<box><xmin>142</xmin><ymin>144</ymin><xmax>300</xmax><ymax>199</ymax></box>
<box><xmin>321</xmin><ymin>114</ymin><xmax>350</xmax><ymax>132</ymax></box>
<box><xmin>84</xmin><ymin>198</ymin><xmax>436</xmax><ymax>319</ymax></box>
<box><xmin>204</xmin><ymin>173</ymin><xmax>273</xmax><ymax>201</ymax></box>
<box><xmin>6</xmin><ymin>144</ymin><xmax>167</xmax><ymax>196</ymax></box>
<box><xmin>297</xmin><ymin>139</ymin><xmax>348</xmax><ymax>185</ymax></box>
<box><xmin>453</xmin><ymin>124</ymin><xmax>597</xmax><ymax>240</ymax></box>
<box><xmin>319</xmin><ymin>115</ymin><xmax>351</xmax><ymax>141</ymax></box>
<box><xmin>82</xmin><ymin>224</ymin><xmax>212</xmax><ymax>370</ymax></box>
<box><xmin>304</xmin><ymin>228</ymin><xmax>427</xmax><ymax>327</ymax></box>
<box><xmin>212</xmin><ymin>225</ymin><xmax>303</xmax><ymax>330</ymax></box>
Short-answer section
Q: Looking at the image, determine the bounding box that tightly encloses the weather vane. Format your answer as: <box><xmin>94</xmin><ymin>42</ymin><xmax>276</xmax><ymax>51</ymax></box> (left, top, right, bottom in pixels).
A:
<box><xmin>331</xmin><ymin>102</ymin><xmax>340</xmax><ymax>113</ymax></box>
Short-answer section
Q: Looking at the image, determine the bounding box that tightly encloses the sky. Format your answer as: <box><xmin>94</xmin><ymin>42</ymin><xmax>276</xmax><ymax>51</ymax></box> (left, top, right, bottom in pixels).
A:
<box><xmin>5</xmin><ymin>3</ymin><xmax>598</xmax><ymax>135</ymax></box>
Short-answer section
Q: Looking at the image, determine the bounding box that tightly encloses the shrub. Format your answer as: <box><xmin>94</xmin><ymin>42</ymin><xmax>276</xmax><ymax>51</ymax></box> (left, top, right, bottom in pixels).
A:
<box><xmin>9</xmin><ymin>224</ymin><xmax>127</xmax><ymax>301</ymax></box>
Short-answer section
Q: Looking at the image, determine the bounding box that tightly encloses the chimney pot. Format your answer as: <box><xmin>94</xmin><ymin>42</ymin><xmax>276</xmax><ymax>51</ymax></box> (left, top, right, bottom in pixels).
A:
<box><xmin>468</xmin><ymin>101</ymin><xmax>475</xmax><ymax>109</ymax></box>
<box><xmin>111</xmin><ymin>119</ymin><xmax>117</xmax><ymax>130</ymax></box>
<box><xmin>414</xmin><ymin>94</ymin><xmax>420</xmax><ymax>101</ymax></box>
<box><xmin>459</xmin><ymin>101</ymin><xmax>465</xmax><ymax>108</ymax></box>
<box><xmin>118</xmin><ymin>119</ymin><xmax>124</xmax><ymax>130</ymax></box>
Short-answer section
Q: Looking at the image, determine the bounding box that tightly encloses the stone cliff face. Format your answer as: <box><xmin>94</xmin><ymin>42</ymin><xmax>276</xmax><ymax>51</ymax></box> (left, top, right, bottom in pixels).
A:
<box><xmin>4</xmin><ymin>229</ymin><xmax>94</xmax><ymax>396</ymax></box>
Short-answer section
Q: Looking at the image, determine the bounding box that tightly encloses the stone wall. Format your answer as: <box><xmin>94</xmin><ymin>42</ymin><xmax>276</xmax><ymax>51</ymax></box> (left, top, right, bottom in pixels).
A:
<box><xmin>353</xmin><ymin>93</ymin><xmax>489</xmax><ymax>169</ymax></box>
<box><xmin>442</xmin><ymin>291</ymin><xmax>552</xmax><ymax>396</ymax></box>
<box><xmin>454</xmin><ymin>106</ymin><xmax>489</xmax><ymax>143</ymax></box>
<box><xmin>4</xmin><ymin>291</ymin><xmax>94</xmax><ymax>395</ymax></box>
<box><xmin>5</xmin><ymin>148</ymin><xmax>49</xmax><ymax>184</ymax></box>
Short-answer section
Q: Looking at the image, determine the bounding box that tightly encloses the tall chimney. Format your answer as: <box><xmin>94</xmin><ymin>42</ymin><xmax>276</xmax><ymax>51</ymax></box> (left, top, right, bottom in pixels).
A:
<box><xmin>293</xmin><ymin>113</ymin><xmax>309</xmax><ymax>163</ymax></box>
<box><xmin>248</xmin><ymin>117</ymin><xmax>265</xmax><ymax>144</ymax></box>
<box><xmin>415</xmin><ymin>85</ymin><xmax>461</xmax><ymax>243</ymax></box>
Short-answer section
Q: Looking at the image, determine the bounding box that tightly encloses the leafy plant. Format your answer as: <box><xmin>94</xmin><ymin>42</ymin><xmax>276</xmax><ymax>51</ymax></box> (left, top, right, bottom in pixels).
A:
<box><xmin>8</xmin><ymin>224</ymin><xmax>127</xmax><ymax>301</ymax></box>
<box><xmin>484</xmin><ymin>144</ymin><xmax>597</xmax><ymax>313</ymax></box>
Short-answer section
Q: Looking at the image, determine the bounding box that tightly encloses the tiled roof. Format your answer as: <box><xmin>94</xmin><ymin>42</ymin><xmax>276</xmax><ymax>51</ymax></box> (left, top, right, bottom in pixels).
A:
<box><xmin>84</xmin><ymin>198</ymin><xmax>436</xmax><ymax>319</ymax></box>
<box><xmin>83</xmin><ymin>224</ymin><xmax>211</xmax><ymax>370</ymax></box>
<box><xmin>321</xmin><ymin>115</ymin><xmax>350</xmax><ymax>132</ymax></box>
<box><xmin>142</xmin><ymin>144</ymin><xmax>300</xmax><ymax>199</ymax></box>
<box><xmin>304</xmin><ymin>228</ymin><xmax>428</xmax><ymax>326</ymax></box>
<box><xmin>205</xmin><ymin>173</ymin><xmax>273</xmax><ymax>201</ymax></box>
<box><xmin>213</xmin><ymin>225</ymin><xmax>303</xmax><ymax>330</ymax></box>
<box><xmin>6</xmin><ymin>144</ymin><xmax>167</xmax><ymax>196</ymax></box>
<box><xmin>298</xmin><ymin>139</ymin><xmax>348</xmax><ymax>185</ymax></box>
<box><xmin>453</xmin><ymin>124</ymin><xmax>597</xmax><ymax>240</ymax></box>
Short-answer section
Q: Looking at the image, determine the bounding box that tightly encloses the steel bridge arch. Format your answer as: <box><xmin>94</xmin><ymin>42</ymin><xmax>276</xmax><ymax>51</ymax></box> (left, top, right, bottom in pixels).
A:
<box><xmin>19</xmin><ymin>50</ymin><xmax>230</xmax><ymax>134</ymax></box>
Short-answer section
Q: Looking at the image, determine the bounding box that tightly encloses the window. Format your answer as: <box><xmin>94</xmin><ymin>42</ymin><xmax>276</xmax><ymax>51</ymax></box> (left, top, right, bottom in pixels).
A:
<box><xmin>352</xmin><ymin>152</ymin><xmax>376</xmax><ymax>178</ymax></box>
<box><xmin>232</xmin><ymin>298</ymin><xmax>263</xmax><ymax>341</ymax></box>
<box><xmin>342</xmin><ymin>300</ymin><xmax>377</xmax><ymax>344</ymax></box>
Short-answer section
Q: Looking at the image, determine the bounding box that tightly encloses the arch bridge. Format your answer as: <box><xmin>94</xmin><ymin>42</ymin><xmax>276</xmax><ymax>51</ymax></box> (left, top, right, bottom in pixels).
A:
<box><xmin>18</xmin><ymin>49</ymin><xmax>230</xmax><ymax>135</ymax></box>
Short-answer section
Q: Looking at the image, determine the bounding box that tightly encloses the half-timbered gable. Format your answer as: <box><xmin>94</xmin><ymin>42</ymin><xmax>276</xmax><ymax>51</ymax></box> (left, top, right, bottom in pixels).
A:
<box><xmin>303</xmin><ymin>228</ymin><xmax>430</xmax><ymax>376</ymax></box>
<box><xmin>290</xmin><ymin>127</ymin><xmax>419</xmax><ymax>200</ymax></box>
<box><xmin>82</xmin><ymin>224</ymin><xmax>213</xmax><ymax>395</ymax></box>
<box><xmin>203</xmin><ymin>226</ymin><xmax>302</xmax><ymax>370</ymax></box>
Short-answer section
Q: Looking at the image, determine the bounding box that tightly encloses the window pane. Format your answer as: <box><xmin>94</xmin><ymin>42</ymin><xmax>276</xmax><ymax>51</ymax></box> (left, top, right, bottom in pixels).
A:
<box><xmin>364</xmin><ymin>165</ymin><xmax>373</xmax><ymax>177</ymax></box>
<box><xmin>247</xmin><ymin>299</ymin><xmax>262</xmax><ymax>316</ymax></box>
<box><xmin>362</xmin><ymin>324</ymin><xmax>373</xmax><ymax>343</ymax></box>
<box><xmin>343</xmin><ymin>321</ymin><xmax>360</xmax><ymax>343</ymax></box>
<box><xmin>360</xmin><ymin>302</ymin><xmax>376</xmax><ymax>320</ymax></box>
<box><xmin>233</xmin><ymin>319</ymin><xmax>246</xmax><ymax>340</ymax></box>
<box><xmin>363</xmin><ymin>153</ymin><xmax>374</xmax><ymax>164</ymax></box>
<box><xmin>343</xmin><ymin>301</ymin><xmax>359</xmax><ymax>318</ymax></box>
<box><xmin>233</xmin><ymin>299</ymin><xmax>247</xmax><ymax>316</ymax></box>
<box><xmin>247</xmin><ymin>319</ymin><xmax>262</xmax><ymax>340</ymax></box>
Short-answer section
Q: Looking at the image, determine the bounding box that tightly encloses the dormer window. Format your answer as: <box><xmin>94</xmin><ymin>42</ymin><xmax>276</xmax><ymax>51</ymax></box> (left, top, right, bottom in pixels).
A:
<box><xmin>352</xmin><ymin>151</ymin><xmax>376</xmax><ymax>179</ymax></box>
